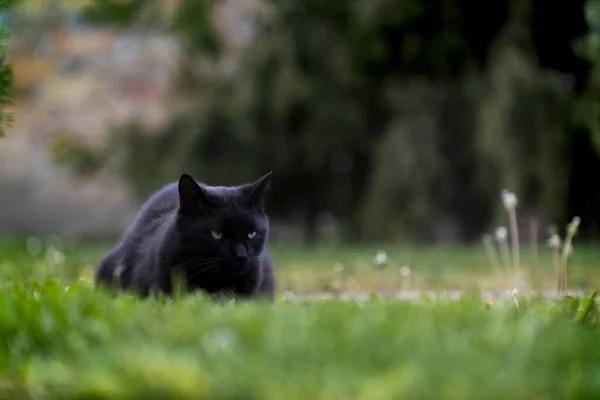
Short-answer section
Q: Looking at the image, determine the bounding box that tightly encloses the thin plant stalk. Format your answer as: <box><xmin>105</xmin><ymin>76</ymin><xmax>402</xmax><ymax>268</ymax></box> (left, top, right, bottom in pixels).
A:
<box><xmin>511</xmin><ymin>289</ymin><xmax>520</xmax><ymax>308</ymax></box>
<box><xmin>486</xmin><ymin>242</ymin><xmax>503</xmax><ymax>273</ymax></box>
<box><xmin>482</xmin><ymin>235</ymin><xmax>503</xmax><ymax>279</ymax></box>
<box><xmin>499</xmin><ymin>240</ymin><xmax>512</xmax><ymax>278</ymax></box>
<box><xmin>508</xmin><ymin>207</ymin><xmax>520</xmax><ymax>275</ymax></box>
<box><xmin>559</xmin><ymin>217</ymin><xmax>581</xmax><ymax>296</ymax></box>
<box><xmin>400</xmin><ymin>274</ymin><xmax>411</xmax><ymax>292</ymax></box>
<box><xmin>399</xmin><ymin>266</ymin><xmax>412</xmax><ymax>292</ymax></box>
<box><xmin>562</xmin><ymin>255</ymin><xmax>569</xmax><ymax>295</ymax></box>
<box><xmin>529</xmin><ymin>218</ymin><xmax>543</xmax><ymax>289</ymax></box>
<box><xmin>547</xmin><ymin>229</ymin><xmax>562</xmax><ymax>296</ymax></box>
<box><xmin>501</xmin><ymin>190</ymin><xmax>520</xmax><ymax>286</ymax></box>
<box><xmin>548</xmin><ymin>225</ymin><xmax>562</xmax><ymax>296</ymax></box>
<box><xmin>378</xmin><ymin>270</ymin><xmax>387</xmax><ymax>293</ymax></box>
<box><xmin>552</xmin><ymin>247</ymin><xmax>561</xmax><ymax>295</ymax></box>
<box><xmin>530</xmin><ymin>218</ymin><xmax>539</xmax><ymax>281</ymax></box>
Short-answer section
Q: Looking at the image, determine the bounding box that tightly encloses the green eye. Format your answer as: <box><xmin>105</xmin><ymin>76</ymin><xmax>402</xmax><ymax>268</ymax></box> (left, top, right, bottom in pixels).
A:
<box><xmin>211</xmin><ymin>231</ymin><xmax>224</xmax><ymax>239</ymax></box>
<box><xmin>247</xmin><ymin>232</ymin><xmax>257</xmax><ymax>239</ymax></box>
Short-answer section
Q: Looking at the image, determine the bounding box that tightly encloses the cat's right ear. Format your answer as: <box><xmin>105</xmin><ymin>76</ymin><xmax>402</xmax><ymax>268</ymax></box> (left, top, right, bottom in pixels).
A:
<box><xmin>178</xmin><ymin>174</ymin><xmax>210</xmax><ymax>213</ymax></box>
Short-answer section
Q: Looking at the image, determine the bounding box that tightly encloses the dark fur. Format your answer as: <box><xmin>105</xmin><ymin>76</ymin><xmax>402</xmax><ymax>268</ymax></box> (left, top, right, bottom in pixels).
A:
<box><xmin>94</xmin><ymin>172</ymin><xmax>276</xmax><ymax>300</ymax></box>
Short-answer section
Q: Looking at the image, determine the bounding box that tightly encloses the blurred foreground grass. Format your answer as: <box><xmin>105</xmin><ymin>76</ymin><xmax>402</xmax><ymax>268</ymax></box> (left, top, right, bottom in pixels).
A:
<box><xmin>0</xmin><ymin>280</ymin><xmax>598</xmax><ymax>399</ymax></box>
<box><xmin>0</xmin><ymin>237</ymin><xmax>599</xmax><ymax>398</ymax></box>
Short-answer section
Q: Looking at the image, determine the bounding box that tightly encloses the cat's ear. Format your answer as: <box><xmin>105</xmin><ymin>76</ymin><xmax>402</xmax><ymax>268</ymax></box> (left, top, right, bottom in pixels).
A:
<box><xmin>178</xmin><ymin>174</ymin><xmax>211</xmax><ymax>213</ymax></box>
<box><xmin>243</xmin><ymin>171</ymin><xmax>272</xmax><ymax>210</ymax></box>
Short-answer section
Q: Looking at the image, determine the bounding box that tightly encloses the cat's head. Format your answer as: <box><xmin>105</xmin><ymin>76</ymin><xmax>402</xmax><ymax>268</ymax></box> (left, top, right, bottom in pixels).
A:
<box><xmin>173</xmin><ymin>172</ymin><xmax>272</xmax><ymax>273</ymax></box>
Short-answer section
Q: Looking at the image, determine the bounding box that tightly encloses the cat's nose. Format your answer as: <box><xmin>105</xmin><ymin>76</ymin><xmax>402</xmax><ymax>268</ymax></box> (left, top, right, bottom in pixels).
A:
<box><xmin>233</xmin><ymin>244</ymin><xmax>247</xmax><ymax>261</ymax></box>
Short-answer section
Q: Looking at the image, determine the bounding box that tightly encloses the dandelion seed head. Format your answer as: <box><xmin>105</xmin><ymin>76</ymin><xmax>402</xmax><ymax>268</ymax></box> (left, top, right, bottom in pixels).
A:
<box><xmin>547</xmin><ymin>234</ymin><xmax>562</xmax><ymax>249</ymax></box>
<box><xmin>495</xmin><ymin>226</ymin><xmax>508</xmax><ymax>242</ymax></box>
<box><xmin>374</xmin><ymin>250</ymin><xmax>388</xmax><ymax>266</ymax></box>
<box><xmin>501</xmin><ymin>189</ymin><xmax>518</xmax><ymax>210</ymax></box>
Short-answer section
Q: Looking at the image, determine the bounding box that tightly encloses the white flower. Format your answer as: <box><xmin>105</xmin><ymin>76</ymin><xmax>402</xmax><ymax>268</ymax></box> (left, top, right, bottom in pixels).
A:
<box><xmin>495</xmin><ymin>226</ymin><xmax>508</xmax><ymax>242</ymax></box>
<box><xmin>374</xmin><ymin>250</ymin><xmax>388</xmax><ymax>266</ymax></box>
<box><xmin>511</xmin><ymin>288</ymin><xmax>519</xmax><ymax>297</ymax></box>
<box><xmin>547</xmin><ymin>234</ymin><xmax>562</xmax><ymax>249</ymax></box>
<box><xmin>399</xmin><ymin>266</ymin><xmax>411</xmax><ymax>277</ymax></box>
<box><xmin>501</xmin><ymin>189</ymin><xmax>518</xmax><ymax>210</ymax></box>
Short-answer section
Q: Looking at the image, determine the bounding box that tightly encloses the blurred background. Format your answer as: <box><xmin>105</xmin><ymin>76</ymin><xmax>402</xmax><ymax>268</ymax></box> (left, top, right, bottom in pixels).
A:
<box><xmin>2</xmin><ymin>0</ymin><xmax>600</xmax><ymax>247</ymax></box>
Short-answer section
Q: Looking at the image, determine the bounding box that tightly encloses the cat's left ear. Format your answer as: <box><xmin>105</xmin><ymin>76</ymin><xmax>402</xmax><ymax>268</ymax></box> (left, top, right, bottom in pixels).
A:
<box><xmin>178</xmin><ymin>173</ymin><xmax>212</xmax><ymax>213</ymax></box>
<box><xmin>243</xmin><ymin>171</ymin><xmax>272</xmax><ymax>210</ymax></box>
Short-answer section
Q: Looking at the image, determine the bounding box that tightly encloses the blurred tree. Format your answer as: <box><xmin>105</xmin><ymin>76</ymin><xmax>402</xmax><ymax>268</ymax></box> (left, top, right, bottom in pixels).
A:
<box><xmin>80</xmin><ymin>0</ymin><xmax>424</xmax><ymax>242</ymax></box>
<box><xmin>10</xmin><ymin>0</ymin><xmax>90</xmax><ymax>55</ymax></box>
<box><xmin>572</xmin><ymin>0</ymin><xmax>600</xmax><ymax>237</ymax></box>
<box><xmin>65</xmin><ymin>0</ymin><xmax>594</xmax><ymax>242</ymax></box>
<box><xmin>0</xmin><ymin>0</ymin><xmax>13</xmax><ymax>136</ymax></box>
<box><xmin>579</xmin><ymin>0</ymin><xmax>600</xmax><ymax>152</ymax></box>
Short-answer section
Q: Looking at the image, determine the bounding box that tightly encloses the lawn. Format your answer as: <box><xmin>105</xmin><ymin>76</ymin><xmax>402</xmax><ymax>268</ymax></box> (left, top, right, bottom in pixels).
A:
<box><xmin>0</xmin><ymin>236</ymin><xmax>599</xmax><ymax>398</ymax></box>
<box><xmin>2</xmin><ymin>236</ymin><xmax>599</xmax><ymax>294</ymax></box>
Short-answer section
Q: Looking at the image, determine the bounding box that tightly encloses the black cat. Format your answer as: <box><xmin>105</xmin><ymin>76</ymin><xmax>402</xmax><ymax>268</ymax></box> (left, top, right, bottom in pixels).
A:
<box><xmin>94</xmin><ymin>172</ymin><xmax>276</xmax><ymax>300</ymax></box>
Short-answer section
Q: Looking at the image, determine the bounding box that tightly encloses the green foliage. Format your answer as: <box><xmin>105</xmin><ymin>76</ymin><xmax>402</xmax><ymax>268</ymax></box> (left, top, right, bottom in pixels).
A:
<box><xmin>50</xmin><ymin>134</ymin><xmax>104</xmax><ymax>176</ymax></box>
<box><xmin>81</xmin><ymin>0</ymin><xmax>149</xmax><ymax>26</ymax></box>
<box><xmin>171</xmin><ymin>0</ymin><xmax>220</xmax><ymax>58</ymax></box>
<box><xmin>575</xmin><ymin>291</ymin><xmax>599</xmax><ymax>325</ymax></box>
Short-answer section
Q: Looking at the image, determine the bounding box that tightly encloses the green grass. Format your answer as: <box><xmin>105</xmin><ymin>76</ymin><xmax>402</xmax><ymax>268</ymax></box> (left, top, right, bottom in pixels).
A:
<box><xmin>0</xmin><ymin>237</ymin><xmax>599</xmax><ymax>398</ymax></box>
<box><xmin>2</xmin><ymin>237</ymin><xmax>599</xmax><ymax>294</ymax></box>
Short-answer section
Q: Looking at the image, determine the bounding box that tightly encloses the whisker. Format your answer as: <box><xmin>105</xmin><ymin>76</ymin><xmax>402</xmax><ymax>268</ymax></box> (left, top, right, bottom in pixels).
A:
<box><xmin>185</xmin><ymin>267</ymin><xmax>213</xmax><ymax>281</ymax></box>
<box><xmin>172</xmin><ymin>258</ymin><xmax>220</xmax><ymax>269</ymax></box>
<box><xmin>176</xmin><ymin>261</ymin><xmax>216</xmax><ymax>271</ymax></box>
<box><xmin>185</xmin><ymin>262</ymin><xmax>220</xmax><ymax>282</ymax></box>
